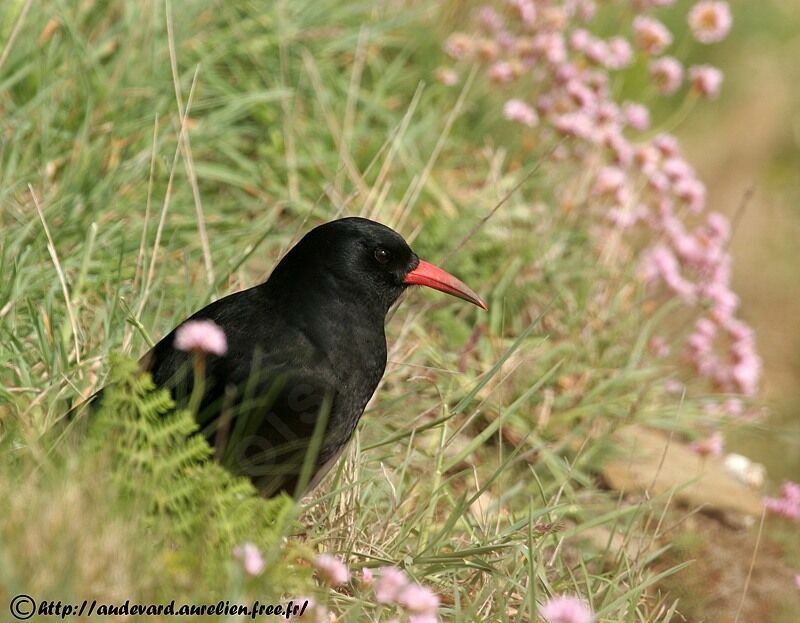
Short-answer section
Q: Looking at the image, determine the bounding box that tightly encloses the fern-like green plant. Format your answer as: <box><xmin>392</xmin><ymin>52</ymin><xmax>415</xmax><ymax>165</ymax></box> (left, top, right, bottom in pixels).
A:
<box><xmin>86</xmin><ymin>355</ymin><xmax>297</xmax><ymax>573</ymax></box>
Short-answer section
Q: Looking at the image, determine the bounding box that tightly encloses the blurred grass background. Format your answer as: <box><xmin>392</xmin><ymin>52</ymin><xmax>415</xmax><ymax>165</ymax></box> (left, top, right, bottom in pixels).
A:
<box><xmin>674</xmin><ymin>0</ymin><xmax>800</xmax><ymax>480</ymax></box>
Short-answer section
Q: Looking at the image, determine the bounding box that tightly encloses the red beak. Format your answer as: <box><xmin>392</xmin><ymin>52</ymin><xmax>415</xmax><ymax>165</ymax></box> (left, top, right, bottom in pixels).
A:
<box><xmin>403</xmin><ymin>259</ymin><xmax>488</xmax><ymax>311</ymax></box>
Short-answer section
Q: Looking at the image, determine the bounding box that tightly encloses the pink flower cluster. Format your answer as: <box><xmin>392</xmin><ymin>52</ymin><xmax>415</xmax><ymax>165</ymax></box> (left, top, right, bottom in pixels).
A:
<box><xmin>308</xmin><ymin>557</ymin><xmax>441</xmax><ymax>622</ymax></box>
<box><xmin>233</xmin><ymin>542</ymin><xmax>266</xmax><ymax>576</ymax></box>
<box><xmin>689</xmin><ymin>64</ymin><xmax>723</xmax><ymax>99</ymax></box>
<box><xmin>174</xmin><ymin>319</ymin><xmax>228</xmax><ymax>356</ymax></box>
<box><xmin>763</xmin><ymin>481</ymin><xmax>800</xmax><ymax>521</ymax></box>
<box><xmin>689</xmin><ymin>431</ymin><xmax>724</xmax><ymax>458</ymax></box>
<box><xmin>633</xmin><ymin>15</ymin><xmax>672</xmax><ymax>55</ymax></box>
<box><xmin>688</xmin><ymin>1</ymin><xmax>732</xmax><ymax>44</ymax></box>
<box><xmin>440</xmin><ymin>1</ymin><xmax>758</xmax><ymax>413</ymax></box>
<box><xmin>539</xmin><ymin>594</ymin><xmax>594</xmax><ymax>623</ymax></box>
<box><xmin>650</xmin><ymin>56</ymin><xmax>683</xmax><ymax>94</ymax></box>
<box><xmin>314</xmin><ymin>554</ymin><xmax>351</xmax><ymax>586</ymax></box>
<box><xmin>504</xmin><ymin>98</ymin><xmax>539</xmax><ymax>126</ymax></box>
<box><xmin>374</xmin><ymin>566</ymin><xmax>440</xmax><ymax>622</ymax></box>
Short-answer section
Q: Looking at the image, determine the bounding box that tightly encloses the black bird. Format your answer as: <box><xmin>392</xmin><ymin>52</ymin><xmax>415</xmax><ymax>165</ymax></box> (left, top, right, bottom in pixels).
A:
<box><xmin>137</xmin><ymin>217</ymin><xmax>486</xmax><ymax>497</ymax></box>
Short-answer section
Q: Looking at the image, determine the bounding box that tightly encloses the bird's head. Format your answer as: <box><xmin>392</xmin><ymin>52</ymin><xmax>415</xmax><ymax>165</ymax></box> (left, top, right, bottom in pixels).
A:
<box><xmin>271</xmin><ymin>217</ymin><xmax>487</xmax><ymax>315</ymax></box>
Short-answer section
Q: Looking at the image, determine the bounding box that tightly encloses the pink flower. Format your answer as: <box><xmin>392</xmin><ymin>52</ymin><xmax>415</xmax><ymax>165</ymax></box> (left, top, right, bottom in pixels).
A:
<box><xmin>570</xmin><ymin>29</ymin><xmax>590</xmax><ymax>52</ymax></box>
<box><xmin>573</xmin><ymin>0</ymin><xmax>597</xmax><ymax>22</ymax></box>
<box><xmin>623</xmin><ymin>102</ymin><xmax>650</xmax><ymax>131</ymax></box>
<box><xmin>566</xmin><ymin>80</ymin><xmax>598</xmax><ymax>111</ymax></box>
<box><xmin>732</xmin><ymin>355</ymin><xmax>761</xmax><ymax>396</ymax></box>
<box><xmin>552</xmin><ymin>111</ymin><xmax>595</xmax><ymax>140</ymax></box>
<box><xmin>650</xmin><ymin>57</ymin><xmax>684</xmax><ymax>94</ymax></box>
<box><xmin>705</xmin><ymin>282</ymin><xmax>738</xmax><ymax>318</ymax></box>
<box><xmin>653</xmin><ymin>133</ymin><xmax>681</xmax><ymax>158</ymax></box>
<box><xmin>476</xmin><ymin>37</ymin><xmax>501</xmax><ymax>61</ymax></box>
<box><xmin>724</xmin><ymin>318</ymin><xmax>754</xmax><ymax>342</ymax></box>
<box><xmin>688</xmin><ymin>330</ymin><xmax>713</xmax><ymax>355</ymax></box>
<box><xmin>607</xmin><ymin>37</ymin><xmax>633</xmax><ymax>70</ymax></box>
<box><xmin>584</xmin><ymin>38</ymin><xmax>609</xmax><ymax>66</ymax></box>
<box><xmin>783</xmin><ymin>481</ymin><xmax>800</xmax><ymax>503</ymax></box>
<box><xmin>508</xmin><ymin>0</ymin><xmax>536</xmax><ymax>27</ymax></box>
<box><xmin>314</xmin><ymin>554</ymin><xmax>350</xmax><ymax>586</ymax></box>
<box><xmin>689</xmin><ymin>65</ymin><xmax>723</xmax><ymax>99</ymax></box>
<box><xmin>375</xmin><ymin>566</ymin><xmax>410</xmax><ymax>604</ymax></box>
<box><xmin>764</xmin><ymin>497</ymin><xmax>800</xmax><ymax>520</ymax></box>
<box><xmin>539</xmin><ymin>595</ymin><xmax>594</xmax><ymax>623</ymax></box>
<box><xmin>640</xmin><ymin>244</ymin><xmax>697</xmax><ymax>302</ymax></box>
<box><xmin>551</xmin><ymin>62</ymin><xmax>578</xmax><ymax>84</ymax></box>
<box><xmin>584</xmin><ymin>69</ymin><xmax>609</xmax><ymax>96</ymax></box>
<box><xmin>532</xmin><ymin>32</ymin><xmax>567</xmax><ymax>64</ymax></box>
<box><xmin>489</xmin><ymin>61</ymin><xmax>515</xmax><ymax>83</ymax></box>
<box><xmin>408</xmin><ymin>615</ymin><xmax>439</xmax><ymax>623</ymax></box>
<box><xmin>398</xmin><ymin>584</ymin><xmax>440</xmax><ymax>614</ymax></box>
<box><xmin>444</xmin><ymin>33</ymin><xmax>473</xmax><ymax>60</ymax></box>
<box><xmin>705</xmin><ymin>212</ymin><xmax>730</xmax><ymax>240</ymax></box>
<box><xmin>674</xmin><ymin>177</ymin><xmax>706</xmax><ymax>212</ymax></box>
<box><xmin>496</xmin><ymin>30</ymin><xmax>517</xmax><ymax>51</ymax></box>
<box><xmin>594</xmin><ymin>102</ymin><xmax>620</xmax><ymax>123</ymax></box>
<box><xmin>232</xmin><ymin>542</ymin><xmax>266</xmax><ymax>576</ymax></box>
<box><xmin>695</xmin><ymin>317</ymin><xmax>717</xmax><ymax>338</ymax></box>
<box><xmin>477</xmin><ymin>6</ymin><xmax>504</xmax><ymax>32</ymax></box>
<box><xmin>633</xmin><ymin>16</ymin><xmax>672</xmax><ymax>55</ymax></box>
<box><xmin>649</xmin><ymin>336</ymin><xmax>670</xmax><ymax>358</ymax></box>
<box><xmin>795</xmin><ymin>574</ymin><xmax>800</xmax><ymax>590</ymax></box>
<box><xmin>361</xmin><ymin>567</ymin><xmax>374</xmax><ymax>586</ymax></box>
<box><xmin>503</xmin><ymin>99</ymin><xmax>539</xmax><ymax>127</ymax></box>
<box><xmin>688</xmin><ymin>1</ymin><xmax>732</xmax><ymax>44</ymax></box>
<box><xmin>605</xmin><ymin>131</ymin><xmax>633</xmax><ymax>167</ymax></box>
<box><xmin>606</xmin><ymin>207</ymin><xmax>629</xmax><ymax>228</ymax></box>
<box><xmin>593</xmin><ymin>166</ymin><xmax>625</xmax><ymax>197</ymax></box>
<box><xmin>435</xmin><ymin>67</ymin><xmax>458</xmax><ymax>86</ymax></box>
<box><xmin>662</xmin><ymin>156</ymin><xmax>693</xmax><ymax>181</ymax></box>
<box><xmin>764</xmin><ymin>481</ymin><xmax>800</xmax><ymax>520</ymax></box>
<box><xmin>174</xmin><ymin>320</ymin><xmax>228</xmax><ymax>356</ymax></box>
<box><xmin>690</xmin><ymin>431</ymin><xmax>724</xmax><ymax>458</ymax></box>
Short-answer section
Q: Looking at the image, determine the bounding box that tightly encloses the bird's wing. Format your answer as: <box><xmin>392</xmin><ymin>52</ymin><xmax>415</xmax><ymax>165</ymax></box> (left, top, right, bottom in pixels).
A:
<box><xmin>209</xmin><ymin>364</ymin><xmax>339</xmax><ymax>497</ymax></box>
<box><xmin>139</xmin><ymin>292</ymin><xmax>343</xmax><ymax>497</ymax></box>
<box><xmin>143</xmin><ymin>342</ymin><xmax>340</xmax><ymax>496</ymax></box>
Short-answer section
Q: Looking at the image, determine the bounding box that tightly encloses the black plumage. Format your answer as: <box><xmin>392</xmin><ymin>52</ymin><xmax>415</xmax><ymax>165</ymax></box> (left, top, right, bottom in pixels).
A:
<box><xmin>133</xmin><ymin>217</ymin><xmax>486</xmax><ymax>497</ymax></box>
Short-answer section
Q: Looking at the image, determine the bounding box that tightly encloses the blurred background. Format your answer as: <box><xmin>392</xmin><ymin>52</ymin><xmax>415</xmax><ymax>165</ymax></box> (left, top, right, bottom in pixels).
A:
<box><xmin>677</xmin><ymin>0</ymin><xmax>800</xmax><ymax>480</ymax></box>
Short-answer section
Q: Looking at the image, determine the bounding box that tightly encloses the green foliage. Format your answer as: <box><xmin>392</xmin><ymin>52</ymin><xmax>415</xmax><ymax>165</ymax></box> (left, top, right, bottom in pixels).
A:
<box><xmin>0</xmin><ymin>354</ymin><xmax>309</xmax><ymax>607</ymax></box>
<box><xmin>87</xmin><ymin>354</ymin><xmax>296</xmax><ymax>563</ymax></box>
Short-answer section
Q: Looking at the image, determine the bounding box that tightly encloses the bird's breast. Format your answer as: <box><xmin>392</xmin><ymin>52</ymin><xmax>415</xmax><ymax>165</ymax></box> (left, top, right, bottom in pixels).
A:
<box><xmin>324</xmin><ymin>327</ymin><xmax>386</xmax><ymax>444</ymax></box>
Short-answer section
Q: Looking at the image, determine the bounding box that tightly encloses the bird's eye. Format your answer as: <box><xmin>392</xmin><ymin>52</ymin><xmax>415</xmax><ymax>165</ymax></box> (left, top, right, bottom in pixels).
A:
<box><xmin>374</xmin><ymin>247</ymin><xmax>391</xmax><ymax>265</ymax></box>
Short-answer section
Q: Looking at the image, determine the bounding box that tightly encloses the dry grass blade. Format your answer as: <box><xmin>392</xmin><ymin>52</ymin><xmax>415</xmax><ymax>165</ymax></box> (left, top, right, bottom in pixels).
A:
<box><xmin>29</xmin><ymin>185</ymin><xmax>81</xmax><ymax>366</ymax></box>
<box><xmin>136</xmin><ymin>64</ymin><xmax>201</xmax><ymax>322</ymax></box>
<box><xmin>166</xmin><ymin>0</ymin><xmax>214</xmax><ymax>286</ymax></box>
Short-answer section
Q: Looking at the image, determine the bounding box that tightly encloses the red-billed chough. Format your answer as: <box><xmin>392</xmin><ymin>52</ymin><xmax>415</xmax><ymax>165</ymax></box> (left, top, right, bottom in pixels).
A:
<box><xmin>136</xmin><ymin>217</ymin><xmax>487</xmax><ymax>497</ymax></box>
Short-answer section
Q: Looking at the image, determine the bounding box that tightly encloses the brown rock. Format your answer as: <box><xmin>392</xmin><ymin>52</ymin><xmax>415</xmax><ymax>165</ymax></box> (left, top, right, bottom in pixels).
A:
<box><xmin>602</xmin><ymin>425</ymin><xmax>764</xmax><ymax>519</ymax></box>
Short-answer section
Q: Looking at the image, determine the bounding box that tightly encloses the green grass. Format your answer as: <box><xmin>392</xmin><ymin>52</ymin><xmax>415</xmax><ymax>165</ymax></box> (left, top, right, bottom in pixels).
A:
<box><xmin>0</xmin><ymin>1</ymin><xmax>753</xmax><ymax>621</ymax></box>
